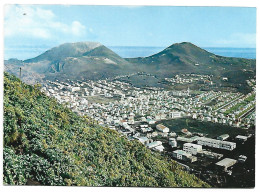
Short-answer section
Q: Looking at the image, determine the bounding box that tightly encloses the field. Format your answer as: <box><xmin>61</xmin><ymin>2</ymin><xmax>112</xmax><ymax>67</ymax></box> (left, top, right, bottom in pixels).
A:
<box><xmin>157</xmin><ymin>118</ymin><xmax>249</xmax><ymax>138</ymax></box>
<box><xmin>86</xmin><ymin>95</ymin><xmax>120</xmax><ymax>104</ymax></box>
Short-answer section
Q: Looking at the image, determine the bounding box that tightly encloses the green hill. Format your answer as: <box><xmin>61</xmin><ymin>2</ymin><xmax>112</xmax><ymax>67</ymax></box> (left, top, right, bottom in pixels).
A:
<box><xmin>3</xmin><ymin>72</ymin><xmax>209</xmax><ymax>187</ymax></box>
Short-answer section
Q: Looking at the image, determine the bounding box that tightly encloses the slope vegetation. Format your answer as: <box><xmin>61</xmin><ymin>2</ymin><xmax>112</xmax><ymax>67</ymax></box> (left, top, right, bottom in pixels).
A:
<box><xmin>3</xmin><ymin>72</ymin><xmax>209</xmax><ymax>187</ymax></box>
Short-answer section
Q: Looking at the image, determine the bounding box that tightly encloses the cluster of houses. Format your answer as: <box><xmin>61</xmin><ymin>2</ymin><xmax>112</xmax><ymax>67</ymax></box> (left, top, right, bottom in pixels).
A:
<box><xmin>165</xmin><ymin>74</ymin><xmax>213</xmax><ymax>86</ymax></box>
<box><xmin>41</xmin><ymin>76</ymin><xmax>255</xmax><ymax>132</ymax></box>
<box><xmin>190</xmin><ymin>91</ymin><xmax>255</xmax><ymax>128</ymax></box>
<box><xmin>246</xmin><ymin>79</ymin><xmax>256</xmax><ymax>88</ymax></box>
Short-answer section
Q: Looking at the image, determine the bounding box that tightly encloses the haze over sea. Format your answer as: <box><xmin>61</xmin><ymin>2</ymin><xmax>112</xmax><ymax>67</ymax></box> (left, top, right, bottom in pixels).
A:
<box><xmin>4</xmin><ymin>46</ymin><xmax>256</xmax><ymax>61</ymax></box>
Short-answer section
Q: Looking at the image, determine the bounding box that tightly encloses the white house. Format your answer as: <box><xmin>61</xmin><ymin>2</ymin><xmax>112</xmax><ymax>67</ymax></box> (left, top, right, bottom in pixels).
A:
<box><xmin>170</xmin><ymin>111</ymin><xmax>182</xmax><ymax>119</ymax></box>
<box><xmin>156</xmin><ymin>124</ymin><xmax>170</xmax><ymax>133</ymax></box>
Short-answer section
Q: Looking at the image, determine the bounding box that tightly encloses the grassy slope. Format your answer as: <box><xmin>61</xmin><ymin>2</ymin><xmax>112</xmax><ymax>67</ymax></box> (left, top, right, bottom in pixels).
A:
<box><xmin>3</xmin><ymin>72</ymin><xmax>209</xmax><ymax>187</ymax></box>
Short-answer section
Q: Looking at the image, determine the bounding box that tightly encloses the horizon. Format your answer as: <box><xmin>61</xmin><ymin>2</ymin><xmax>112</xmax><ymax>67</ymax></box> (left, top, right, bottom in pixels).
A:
<box><xmin>4</xmin><ymin>43</ymin><xmax>256</xmax><ymax>61</ymax></box>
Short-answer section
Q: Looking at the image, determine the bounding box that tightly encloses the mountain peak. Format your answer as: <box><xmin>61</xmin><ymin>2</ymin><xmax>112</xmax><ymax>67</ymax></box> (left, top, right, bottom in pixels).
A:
<box><xmin>24</xmin><ymin>41</ymin><xmax>103</xmax><ymax>63</ymax></box>
<box><xmin>167</xmin><ymin>42</ymin><xmax>198</xmax><ymax>49</ymax></box>
<box><xmin>58</xmin><ymin>41</ymin><xmax>102</xmax><ymax>50</ymax></box>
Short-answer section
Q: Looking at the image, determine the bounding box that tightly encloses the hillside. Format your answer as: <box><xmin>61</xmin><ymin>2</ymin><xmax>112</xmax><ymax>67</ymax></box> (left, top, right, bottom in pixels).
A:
<box><xmin>6</xmin><ymin>42</ymin><xmax>134</xmax><ymax>82</ymax></box>
<box><xmin>24</xmin><ymin>42</ymin><xmax>102</xmax><ymax>63</ymax></box>
<box><xmin>127</xmin><ymin>42</ymin><xmax>256</xmax><ymax>80</ymax></box>
<box><xmin>3</xmin><ymin>72</ymin><xmax>209</xmax><ymax>187</ymax></box>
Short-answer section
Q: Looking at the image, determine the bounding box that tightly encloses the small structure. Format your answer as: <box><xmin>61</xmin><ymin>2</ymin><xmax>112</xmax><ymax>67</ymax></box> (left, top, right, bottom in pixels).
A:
<box><xmin>138</xmin><ymin>137</ymin><xmax>149</xmax><ymax>145</ymax></box>
<box><xmin>146</xmin><ymin>141</ymin><xmax>162</xmax><ymax>149</ymax></box>
<box><xmin>141</xmin><ymin>117</ymin><xmax>146</xmax><ymax>122</ymax></box>
<box><xmin>154</xmin><ymin>145</ymin><xmax>165</xmax><ymax>152</ymax></box>
<box><xmin>216</xmin><ymin>158</ymin><xmax>237</xmax><ymax>171</ymax></box>
<box><xmin>238</xmin><ymin>155</ymin><xmax>247</xmax><ymax>163</ymax></box>
<box><xmin>140</xmin><ymin>124</ymin><xmax>148</xmax><ymax>128</ymax></box>
<box><xmin>181</xmin><ymin>128</ymin><xmax>192</xmax><ymax>136</ymax></box>
<box><xmin>170</xmin><ymin>111</ymin><xmax>182</xmax><ymax>118</ymax></box>
<box><xmin>151</xmin><ymin>131</ymin><xmax>158</xmax><ymax>137</ymax></box>
<box><xmin>169</xmin><ymin>138</ymin><xmax>177</xmax><ymax>148</ymax></box>
<box><xmin>156</xmin><ymin>124</ymin><xmax>170</xmax><ymax>133</ymax></box>
<box><xmin>222</xmin><ymin>77</ymin><xmax>228</xmax><ymax>81</ymax></box>
<box><xmin>217</xmin><ymin>134</ymin><xmax>229</xmax><ymax>141</ymax></box>
<box><xmin>70</xmin><ymin>87</ymin><xmax>80</xmax><ymax>92</ymax></box>
<box><xmin>235</xmin><ymin>135</ymin><xmax>248</xmax><ymax>142</ymax></box>
<box><xmin>146</xmin><ymin>118</ymin><xmax>156</xmax><ymax>124</ymax></box>
<box><xmin>141</xmin><ymin>127</ymin><xmax>153</xmax><ymax>133</ymax></box>
<box><xmin>169</xmin><ymin>132</ymin><xmax>177</xmax><ymax>137</ymax></box>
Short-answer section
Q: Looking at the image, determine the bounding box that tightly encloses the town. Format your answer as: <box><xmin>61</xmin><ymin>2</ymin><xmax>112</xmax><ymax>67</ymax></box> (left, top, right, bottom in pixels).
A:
<box><xmin>40</xmin><ymin>73</ymin><xmax>255</xmax><ymax>187</ymax></box>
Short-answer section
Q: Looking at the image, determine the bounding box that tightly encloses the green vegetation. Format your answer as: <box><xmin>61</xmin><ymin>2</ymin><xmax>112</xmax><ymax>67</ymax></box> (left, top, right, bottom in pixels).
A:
<box><xmin>224</xmin><ymin>102</ymin><xmax>246</xmax><ymax>115</ymax></box>
<box><xmin>244</xmin><ymin>94</ymin><xmax>255</xmax><ymax>102</ymax></box>
<box><xmin>236</xmin><ymin>104</ymin><xmax>255</xmax><ymax>119</ymax></box>
<box><xmin>3</xmin><ymin>72</ymin><xmax>209</xmax><ymax>187</ymax></box>
<box><xmin>159</xmin><ymin>118</ymin><xmax>248</xmax><ymax>138</ymax></box>
<box><xmin>224</xmin><ymin>94</ymin><xmax>255</xmax><ymax>115</ymax></box>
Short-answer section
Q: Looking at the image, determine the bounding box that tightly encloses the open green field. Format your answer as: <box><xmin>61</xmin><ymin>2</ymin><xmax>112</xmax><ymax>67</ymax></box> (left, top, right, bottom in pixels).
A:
<box><xmin>86</xmin><ymin>95</ymin><xmax>119</xmax><ymax>104</ymax></box>
<box><xmin>157</xmin><ymin>118</ymin><xmax>248</xmax><ymax>138</ymax></box>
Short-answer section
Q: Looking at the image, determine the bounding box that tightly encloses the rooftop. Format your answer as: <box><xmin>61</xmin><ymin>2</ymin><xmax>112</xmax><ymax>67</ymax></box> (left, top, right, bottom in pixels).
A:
<box><xmin>216</xmin><ymin>158</ymin><xmax>237</xmax><ymax>167</ymax></box>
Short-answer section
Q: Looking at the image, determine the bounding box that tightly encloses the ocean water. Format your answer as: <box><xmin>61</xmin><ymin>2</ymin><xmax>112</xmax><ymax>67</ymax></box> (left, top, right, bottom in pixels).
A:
<box><xmin>4</xmin><ymin>46</ymin><xmax>256</xmax><ymax>60</ymax></box>
<box><xmin>203</xmin><ymin>47</ymin><xmax>256</xmax><ymax>60</ymax></box>
<box><xmin>109</xmin><ymin>46</ymin><xmax>256</xmax><ymax>59</ymax></box>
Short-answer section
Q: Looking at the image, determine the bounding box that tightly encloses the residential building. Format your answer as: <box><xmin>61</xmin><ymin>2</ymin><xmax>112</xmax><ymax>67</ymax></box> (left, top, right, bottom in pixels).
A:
<box><xmin>183</xmin><ymin>143</ymin><xmax>202</xmax><ymax>155</ymax></box>
<box><xmin>197</xmin><ymin>137</ymin><xmax>236</xmax><ymax>151</ymax></box>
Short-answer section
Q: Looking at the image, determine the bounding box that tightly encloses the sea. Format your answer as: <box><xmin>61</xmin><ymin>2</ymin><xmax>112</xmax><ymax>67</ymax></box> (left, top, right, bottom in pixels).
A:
<box><xmin>4</xmin><ymin>46</ymin><xmax>256</xmax><ymax>61</ymax></box>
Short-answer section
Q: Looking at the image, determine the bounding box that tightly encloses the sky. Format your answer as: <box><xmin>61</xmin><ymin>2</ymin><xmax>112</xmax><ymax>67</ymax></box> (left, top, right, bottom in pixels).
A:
<box><xmin>4</xmin><ymin>5</ymin><xmax>256</xmax><ymax>50</ymax></box>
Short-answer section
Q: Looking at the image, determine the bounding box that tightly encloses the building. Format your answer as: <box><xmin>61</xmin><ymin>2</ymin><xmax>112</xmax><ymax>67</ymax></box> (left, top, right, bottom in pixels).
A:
<box><xmin>146</xmin><ymin>118</ymin><xmax>156</xmax><ymax>124</ymax></box>
<box><xmin>169</xmin><ymin>132</ymin><xmax>177</xmax><ymax>137</ymax></box>
<box><xmin>154</xmin><ymin>145</ymin><xmax>165</xmax><ymax>152</ymax></box>
<box><xmin>198</xmin><ymin>150</ymin><xmax>223</xmax><ymax>160</ymax></box>
<box><xmin>183</xmin><ymin>143</ymin><xmax>202</xmax><ymax>155</ymax></box>
<box><xmin>215</xmin><ymin>158</ymin><xmax>237</xmax><ymax>171</ymax></box>
<box><xmin>146</xmin><ymin>141</ymin><xmax>162</xmax><ymax>149</ymax></box>
<box><xmin>141</xmin><ymin>127</ymin><xmax>153</xmax><ymax>133</ymax></box>
<box><xmin>172</xmin><ymin>150</ymin><xmax>197</xmax><ymax>162</ymax></box>
<box><xmin>156</xmin><ymin>124</ymin><xmax>170</xmax><ymax>133</ymax></box>
<box><xmin>70</xmin><ymin>87</ymin><xmax>80</xmax><ymax>92</ymax></box>
<box><xmin>170</xmin><ymin>111</ymin><xmax>182</xmax><ymax>118</ymax></box>
<box><xmin>128</xmin><ymin>115</ymin><xmax>135</xmax><ymax>125</ymax></box>
<box><xmin>141</xmin><ymin>117</ymin><xmax>146</xmax><ymax>122</ymax></box>
<box><xmin>169</xmin><ymin>138</ymin><xmax>177</xmax><ymax>148</ymax></box>
<box><xmin>238</xmin><ymin>155</ymin><xmax>247</xmax><ymax>163</ymax></box>
<box><xmin>181</xmin><ymin>128</ymin><xmax>192</xmax><ymax>136</ymax></box>
<box><xmin>197</xmin><ymin>137</ymin><xmax>236</xmax><ymax>151</ymax></box>
<box><xmin>177</xmin><ymin>136</ymin><xmax>199</xmax><ymax>143</ymax></box>
<box><xmin>235</xmin><ymin>135</ymin><xmax>248</xmax><ymax>142</ymax></box>
<box><xmin>138</xmin><ymin>137</ymin><xmax>149</xmax><ymax>145</ymax></box>
<box><xmin>217</xmin><ymin>134</ymin><xmax>229</xmax><ymax>141</ymax></box>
